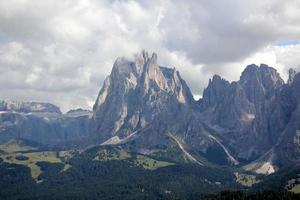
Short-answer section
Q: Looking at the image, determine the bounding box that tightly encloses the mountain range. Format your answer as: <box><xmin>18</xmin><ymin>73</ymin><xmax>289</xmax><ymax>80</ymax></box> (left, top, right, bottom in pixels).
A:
<box><xmin>1</xmin><ymin>50</ymin><xmax>300</xmax><ymax>176</ymax></box>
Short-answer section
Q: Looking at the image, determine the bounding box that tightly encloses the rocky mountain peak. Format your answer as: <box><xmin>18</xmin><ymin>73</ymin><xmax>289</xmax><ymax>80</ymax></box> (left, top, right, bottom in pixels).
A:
<box><xmin>111</xmin><ymin>57</ymin><xmax>134</xmax><ymax>80</ymax></box>
<box><xmin>198</xmin><ymin>64</ymin><xmax>296</xmax><ymax>163</ymax></box>
<box><xmin>200</xmin><ymin>75</ymin><xmax>230</xmax><ymax>109</ymax></box>
<box><xmin>2</xmin><ymin>50</ymin><xmax>300</xmax><ymax>173</ymax></box>
<box><xmin>291</xmin><ymin>72</ymin><xmax>300</xmax><ymax>101</ymax></box>
<box><xmin>111</xmin><ymin>51</ymin><xmax>159</xmax><ymax>79</ymax></box>
<box><xmin>240</xmin><ymin>64</ymin><xmax>284</xmax><ymax>101</ymax></box>
<box><xmin>240</xmin><ymin>64</ymin><xmax>259</xmax><ymax>80</ymax></box>
<box><xmin>259</xmin><ymin>64</ymin><xmax>284</xmax><ymax>90</ymax></box>
<box><xmin>141</xmin><ymin>49</ymin><xmax>149</xmax><ymax>60</ymax></box>
<box><xmin>0</xmin><ymin>100</ymin><xmax>61</xmax><ymax>114</ymax></box>
<box><xmin>240</xmin><ymin>64</ymin><xmax>283</xmax><ymax>85</ymax></box>
<box><xmin>200</xmin><ymin>64</ymin><xmax>285</xmax><ymax>114</ymax></box>
<box><xmin>92</xmin><ymin>51</ymin><xmax>195</xmax><ymax>141</ymax></box>
<box><xmin>288</xmin><ymin>68</ymin><xmax>297</xmax><ymax>85</ymax></box>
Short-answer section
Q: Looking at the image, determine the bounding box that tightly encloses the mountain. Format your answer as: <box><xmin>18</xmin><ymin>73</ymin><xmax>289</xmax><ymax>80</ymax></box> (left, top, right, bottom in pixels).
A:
<box><xmin>199</xmin><ymin>64</ymin><xmax>300</xmax><ymax>173</ymax></box>
<box><xmin>1</xmin><ymin>50</ymin><xmax>300</xmax><ymax>174</ymax></box>
<box><xmin>91</xmin><ymin>50</ymin><xmax>195</xmax><ymax>139</ymax></box>
<box><xmin>0</xmin><ymin>100</ymin><xmax>62</xmax><ymax>114</ymax></box>
<box><xmin>90</xmin><ymin>51</ymin><xmax>201</xmax><ymax>155</ymax></box>
<box><xmin>91</xmin><ymin>51</ymin><xmax>240</xmax><ymax>165</ymax></box>
<box><xmin>199</xmin><ymin>64</ymin><xmax>286</xmax><ymax>159</ymax></box>
<box><xmin>1</xmin><ymin>50</ymin><xmax>300</xmax><ymax>199</ymax></box>
<box><xmin>0</xmin><ymin>100</ymin><xmax>92</xmax><ymax>146</ymax></box>
<box><xmin>91</xmin><ymin>51</ymin><xmax>300</xmax><ymax>172</ymax></box>
<box><xmin>275</xmin><ymin>72</ymin><xmax>300</xmax><ymax>166</ymax></box>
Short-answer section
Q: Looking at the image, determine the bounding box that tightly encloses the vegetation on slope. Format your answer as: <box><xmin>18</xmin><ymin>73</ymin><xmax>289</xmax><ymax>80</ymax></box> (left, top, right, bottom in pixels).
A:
<box><xmin>202</xmin><ymin>191</ymin><xmax>300</xmax><ymax>200</ymax></box>
<box><xmin>0</xmin><ymin>145</ymin><xmax>241</xmax><ymax>200</ymax></box>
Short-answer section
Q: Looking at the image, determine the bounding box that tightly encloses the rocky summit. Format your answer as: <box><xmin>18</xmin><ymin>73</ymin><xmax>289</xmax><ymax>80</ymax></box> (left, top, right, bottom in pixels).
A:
<box><xmin>0</xmin><ymin>100</ymin><xmax>92</xmax><ymax>146</ymax></box>
<box><xmin>91</xmin><ymin>51</ymin><xmax>195</xmax><ymax>139</ymax></box>
<box><xmin>88</xmin><ymin>51</ymin><xmax>300</xmax><ymax>172</ymax></box>
<box><xmin>90</xmin><ymin>51</ymin><xmax>202</xmax><ymax>156</ymax></box>
<box><xmin>1</xmin><ymin>51</ymin><xmax>300</xmax><ymax>174</ymax></box>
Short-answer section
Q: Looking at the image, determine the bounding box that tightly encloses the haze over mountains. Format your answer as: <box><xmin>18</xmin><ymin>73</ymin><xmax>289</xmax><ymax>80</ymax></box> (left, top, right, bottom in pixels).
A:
<box><xmin>1</xmin><ymin>50</ymin><xmax>300</xmax><ymax>175</ymax></box>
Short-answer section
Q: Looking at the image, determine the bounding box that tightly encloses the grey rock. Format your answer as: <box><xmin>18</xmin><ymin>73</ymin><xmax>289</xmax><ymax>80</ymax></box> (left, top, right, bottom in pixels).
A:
<box><xmin>288</xmin><ymin>68</ymin><xmax>297</xmax><ymax>86</ymax></box>
<box><xmin>91</xmin><ymin>50</ymin><xmax>196</xmax><ymax>142</ymax></box>
<box><xmin>199</xmin><ymin>64</ymin><xmax>300</xmax><ymax>170</ymax></box>
<box><xmin>0</xmin><ymin>101</ymin><xmax>91</xmax><ymax>146</ymax></box>
<box><xmin>0</xmin><ymin>100</ymin><xmax>62</xmax><ymax>114</ymax></box>
<box><xmin>91</xmin><ymin>51</ymin><xmax>238</xmax><ymax>165</ymax></box>
<box><xmin>2</xmin><ymin>51</ymin><xmax>300</xmax><ymax>172</ymax></box>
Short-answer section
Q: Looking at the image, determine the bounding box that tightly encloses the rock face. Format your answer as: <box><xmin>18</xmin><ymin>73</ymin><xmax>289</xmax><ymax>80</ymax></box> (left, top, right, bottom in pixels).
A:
<box><xmin>199</xmin><ymin>64</ymin><xmax>286</xmax><ymax>160</ymax></box>
<box><xmin>91</xmin><ymin>53</ymin><xmax>300</xmax><ymax>170</ymax></box>
<box><xmin>0</xmin><ymin>100</ymin><xmax>92</xmax><ymax>146</ymax></box>
<box><xmin>198</xmin><ymin>64</ymin><xmax>300</xmax><ymax>171</ymax></box>
<box><xmin>1</xmin><ymin>51</ymin><xmax>300</xmax><ymax>172</ymax></box>
<box><xmin>91</xmin><ymin>51</ymin><xmax>195</xmax><ymax>141</ymax></box>
<box><xmin>0</xmin><ymin>100</ymin><xmax>62</xmax><ymax>114</ymax></box>
<box><xmin>91</xmin><ymin>51</ymin><xmax>240</xmax><ymax>165</ymax></box>
<box><xmin>288</xmin><ymin>68</ymin><xmax>297</xmax><ymax>86</ymax></box>
<box><xmin>275</xmin><ymin>73</ymin><xmax>300</xmax><ymax>166</ymax></box>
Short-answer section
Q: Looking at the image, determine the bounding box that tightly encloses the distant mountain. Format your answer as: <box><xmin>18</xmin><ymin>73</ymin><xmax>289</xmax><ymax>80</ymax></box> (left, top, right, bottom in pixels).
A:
<box><xmin>0</xmin><ymin>138</ymin><xmax>42</xmax><ymax>153</ymax></box>
<box><xmin>0</xmin><ymin>100</ymin><xmax>92</xmax><ymax>146</ymax></box>
<box><xmin>2</xmin><ymin>50</ymin><xmax>300</xmax><ymax>199</ymax></box>
<box><xmin>0</xmin><ymin>100</ymin><xmax>62</xmax><ymax>114</ymax></box>
<box><xmin>1</xmin><ymin>51</ymin><xmax>300</xmax><ymax>175</ymax></box>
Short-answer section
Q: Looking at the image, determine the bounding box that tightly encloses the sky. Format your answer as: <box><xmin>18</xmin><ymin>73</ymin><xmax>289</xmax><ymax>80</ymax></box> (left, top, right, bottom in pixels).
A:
<box><xmin>0</xmin><ymin>0</ymin><xmax>300</xmax><ymax>112</ymax></box>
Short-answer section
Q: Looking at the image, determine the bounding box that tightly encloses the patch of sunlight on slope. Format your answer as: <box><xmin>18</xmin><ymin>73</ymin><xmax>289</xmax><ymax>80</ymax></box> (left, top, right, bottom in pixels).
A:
<box><xmin>243</xmin><ymin>148</ymin><xmax>276</xmax><ymax>175</ymax></box>
<box><xmin>234</xmin><ymin>172</ymin><xmax>260</xmax><ymax>187</ymax></box>
<box><xmin>0</xmin><ymin>139</ymin><xmax>38</xmax><ymax>153</ymax></box>
<box><xmin>93</xmin><ymin>148</ymin><xmax>130</xmax><ymax>161</ymax></box>
<box><xmin>286</xmin><ymin>174</ymin><xmax>300</xmax><ymax>194</ymax></box>
<box><xmin>0</xmin><ymin>151</ymin><xmax>73</xmax><ymax>180</ymax></box>
<box><xmin>291</xmin><ymin>185</ymin><xmax>300</xmax><ymax>193</ymax></box>
<box><xmin>134</xmin><ymin>155</ymin><xmax>175</xmax><ymax>170</ymax></box>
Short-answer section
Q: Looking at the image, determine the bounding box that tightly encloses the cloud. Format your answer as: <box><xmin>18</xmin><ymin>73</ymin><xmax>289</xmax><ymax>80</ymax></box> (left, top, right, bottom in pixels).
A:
<box><xmin>159</xmin><ymin>0</ymin><xmax>300</xmax><ymax>65</ymax></box>
<box><xmin>0</xmin><ymin>0</ymin><xmax>299</xmax><ymax>111</ymax></box>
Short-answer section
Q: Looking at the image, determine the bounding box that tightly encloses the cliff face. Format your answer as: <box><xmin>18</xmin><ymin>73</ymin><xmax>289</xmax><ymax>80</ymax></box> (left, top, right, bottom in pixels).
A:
<box><xmin>0</xmin><ymin>101</ymin><xmax>92</xmax><ymax>146</ymax></box>
<box><xmin>91</xmin><ymin>51</ymin><xmax>300</xmax><ymax>169</ymax></box>
<box><xmin>0</xmin><ymin>101</ymin><xmax>62</xmax><ymax>114</ymax></box>
<box><xmin>1</xmin><ymin>51</ymin><xmax>300</xmax><ymax>173</ymax></box>
<box><xmin>91</xmin><ymin>51</ymin><xmax>195</xmax><ymax>140</ymax></box>
<box><xmin>198</xmin><ymin>64</ymin><xmax>300</xmax><ymax>173</ymax></box>
<box><xmin>274</xmin><ymin>73</ymin><xmax>300</xmax><ymax>166</ymax></box>
<box><xmin>198</xmin><ymin>64</ymin><xmax>287</xmax><ymax>160</ymax></box>
<box><xmin>91</xmin><ymin>51</ymin><xmax>218</xmax><ymax>164</ymax></box>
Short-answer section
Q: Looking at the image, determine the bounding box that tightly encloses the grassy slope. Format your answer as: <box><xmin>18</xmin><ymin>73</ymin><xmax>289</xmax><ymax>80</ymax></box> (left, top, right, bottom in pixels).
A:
<box><xmin>291</xmin><ymin>185</ymin><xmax>300</xmax><ymax>193</ymax></box>
<box><xmin>0</xmin><ymin>151</ymin><xmax>68</xmax><ymax>179</ymax></box>
<box><xmin>234</xmin><ymin>172</ymin><xmax>259</xmax><ymax>187</ymax></box>
<box><xmin>0</xmin><ymin>145</ymin><xmax>244</xmax><ymax>200</ymax></box>
<box><xmin>134</xmin><ymin>155</ymin><xmax>175</xmax><ymax>170</ymax></box>
<box><xmin>0</xmin><ymin>139</ymin><xmax>38</xmax><ymax>153</ymax></box>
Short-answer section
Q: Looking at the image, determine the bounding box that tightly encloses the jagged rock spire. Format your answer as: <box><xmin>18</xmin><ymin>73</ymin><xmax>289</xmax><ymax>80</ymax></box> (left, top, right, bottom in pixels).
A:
<box><xmin>288</xmin><ymin>68</ymin><xmax>296</xmax><ymax>85</ymax></box>
<box><xmin>91</xmin><ymin>50</ymin><xmax>195</xmax><ymax>141</ymax></box>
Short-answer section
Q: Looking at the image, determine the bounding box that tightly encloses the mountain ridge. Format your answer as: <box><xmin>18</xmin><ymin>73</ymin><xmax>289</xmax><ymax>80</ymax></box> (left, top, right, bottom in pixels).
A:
<box><xmin>1</xmin><ymin>50</ymin><xmax>299</xmax><ymax>175</ymax></box>
<box><xmin>91</xmin><ymin>51</ymin><xmax>300</xmax><ymax>173</ymax></box>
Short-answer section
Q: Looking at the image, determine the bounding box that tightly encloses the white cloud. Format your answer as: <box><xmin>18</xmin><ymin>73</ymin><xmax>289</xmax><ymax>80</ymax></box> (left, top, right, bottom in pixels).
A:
<box><xmin>0</xmin><ymin>0</ymin><xmax>299</xmax><ymax>112</ymax></box>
